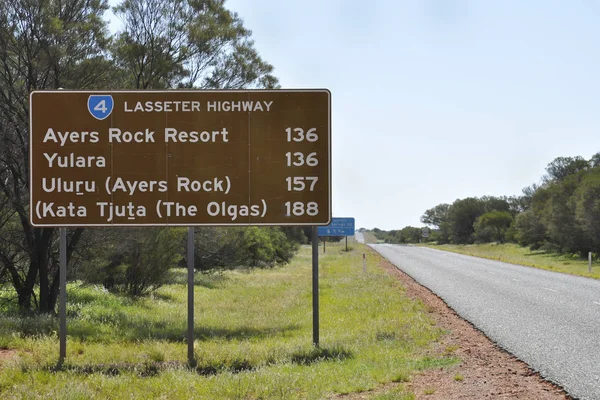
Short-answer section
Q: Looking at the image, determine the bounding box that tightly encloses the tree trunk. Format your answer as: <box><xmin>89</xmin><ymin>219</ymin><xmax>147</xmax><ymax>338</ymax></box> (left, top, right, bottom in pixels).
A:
<box><xmin>17</xmin><ymin>287</ymin><xmax>32</xmax><ymax>311</ymax></box>
<box><xmin>0</xmin><ymin>253</ymin><xmax>28</xmax><ymax>310</ymax></box>
<box><xmin>38</xmin><ymin>255</ymin><xmax>50</xmax><ymax>313</ymax></box>
<box><xmin>18</xmin><ymin>259</ymin><xmax>39</xmax><ymax>311</ymax></box>
<box><xmin>48</xmin><ymin>267</ymin><xmax>60</xmax><ymax>314</ymax></box>
<box><xmin>34</xmin><ymin>228</ymin><xmax>55</xmax><ymax>313</ymax></box>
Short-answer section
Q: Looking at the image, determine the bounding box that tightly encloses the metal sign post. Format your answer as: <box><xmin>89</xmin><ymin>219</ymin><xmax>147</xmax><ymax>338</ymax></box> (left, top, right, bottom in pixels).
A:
<box><xmin>312</xmin><ymin>226</ymin><xmax>319</xmax><ymax>346</ymax></box>
<box><xmin>58</xmin><ymin>227</ymin><xmax>66</xmax><ymax>367</ymax></box>
<box><xmin>187</xmin><ymin>227</ymin><xmax>195</xmax><ymax>367</ymax></box>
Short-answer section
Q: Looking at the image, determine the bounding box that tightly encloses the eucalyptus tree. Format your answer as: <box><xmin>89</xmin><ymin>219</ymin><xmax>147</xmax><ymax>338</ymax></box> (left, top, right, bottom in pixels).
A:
<box><xmin>0</xmin><ymin>0</ymin><xmax>113</xmax><ymax>312</ymax></box>
<box><xmin>0</xmin><ymin>0</ymin><xmax>278</xmax><ymax>312</ymax></box>
<box><xmin>112</xmin><ymin>0</ymin><xmax>278</xmax><ymax>90</ymax></box>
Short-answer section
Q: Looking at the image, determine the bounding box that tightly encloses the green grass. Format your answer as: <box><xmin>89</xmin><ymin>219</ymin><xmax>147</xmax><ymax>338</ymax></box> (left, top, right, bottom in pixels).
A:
<box><xmin>0</xmin><ymin>242</ymin><xmax>456</xmax><ymax>399</ymax></box>
<box><xmin>426</xmin><ymin>243</ymin><xmax>600</xmax><ymax>279</ymax></box>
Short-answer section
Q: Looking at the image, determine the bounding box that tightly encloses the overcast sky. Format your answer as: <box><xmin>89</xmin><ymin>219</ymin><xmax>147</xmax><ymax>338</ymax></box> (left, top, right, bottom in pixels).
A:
<box><xmin>107</xmin><ymin>1</ymin><xmax>600</xmax><ymax>230</ymax></box>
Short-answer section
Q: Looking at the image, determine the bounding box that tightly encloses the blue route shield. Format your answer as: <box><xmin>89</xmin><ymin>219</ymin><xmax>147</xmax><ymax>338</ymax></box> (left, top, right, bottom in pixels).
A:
<box><xmin>87</xmin><ymin>95</ymin><xmax>114</xmax><ymax>120</ymax></box>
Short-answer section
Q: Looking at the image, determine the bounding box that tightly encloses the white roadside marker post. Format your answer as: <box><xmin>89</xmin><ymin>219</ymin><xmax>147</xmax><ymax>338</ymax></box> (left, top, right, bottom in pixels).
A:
<box><xmin>363</xmin><ymin>253</ymin><xmax>366</xmax><ymax>273</ymax></box>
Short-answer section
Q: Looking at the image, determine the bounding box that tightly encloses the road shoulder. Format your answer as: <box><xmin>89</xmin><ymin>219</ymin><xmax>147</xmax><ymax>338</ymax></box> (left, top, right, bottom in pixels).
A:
<box><xmin>373</xmin><ymin>248</ymin><xmax>570</xmax><ymax>399</ymax></box>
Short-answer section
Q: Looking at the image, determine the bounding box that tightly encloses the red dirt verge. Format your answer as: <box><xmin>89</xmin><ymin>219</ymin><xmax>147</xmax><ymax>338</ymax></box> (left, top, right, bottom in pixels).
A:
<box><xmin>0</xmin><ymin>349</ymin><xmax>17</xmax><ymax>368</ymax></box>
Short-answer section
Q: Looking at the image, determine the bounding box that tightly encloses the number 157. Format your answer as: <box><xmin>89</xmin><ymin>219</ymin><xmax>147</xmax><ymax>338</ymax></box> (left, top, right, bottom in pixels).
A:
<box><xmin>286</xmin><ymin>177</ymin><xmax>318</xmax><ymax>191</ymax></box>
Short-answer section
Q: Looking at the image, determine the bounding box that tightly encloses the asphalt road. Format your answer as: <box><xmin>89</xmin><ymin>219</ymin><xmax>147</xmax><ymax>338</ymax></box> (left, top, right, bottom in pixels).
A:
<box><xmin>370</xmin><ymin>244</ymin><xmax>600</xmax><ymax>400</ymax></box>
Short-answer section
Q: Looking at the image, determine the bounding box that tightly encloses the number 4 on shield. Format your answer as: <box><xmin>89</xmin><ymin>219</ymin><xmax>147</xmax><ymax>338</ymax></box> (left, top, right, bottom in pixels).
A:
<box><xmin>87</xmin><ymin>95</ymin><xmax>114</xmax><ymax>120</ymax></box>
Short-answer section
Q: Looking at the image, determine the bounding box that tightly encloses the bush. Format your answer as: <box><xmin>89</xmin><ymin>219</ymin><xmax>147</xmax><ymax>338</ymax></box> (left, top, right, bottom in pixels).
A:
<box><xmin>473</xmin><ymin>226</ymin><xmax>495</xmax><ymax>243</ymax></box>
<box><xmin>473</xmin><ymin>211</ymin><xmax>513</xmax><ymax>243</ymax></box>
<box><xmin>92</xmin><ymin>228</ymin><xmax>184</xmax><ymax>297</ymax></box>
<box><xmin>514</xmin><ymin>210</ymin><xmax>546</xmax><ymax>248</ymax></box>
<box><xmin>194</xmin><ymin>227</ymin><xmax>300</xmax><ymax>272</ymax></box>
<box><xmin>194</xmin><ymin>227</ymin><xmax>247</xmax><ymax>272</ymax></box>
<box><xmin>504</xmin><ymin>222</ymin><xmax>518</xmax><ymax>243</ymax></box>
<box><xmin>243</xmin><ymin>227</ymin><xmax>299</xmax><ymax>267</ymax></box>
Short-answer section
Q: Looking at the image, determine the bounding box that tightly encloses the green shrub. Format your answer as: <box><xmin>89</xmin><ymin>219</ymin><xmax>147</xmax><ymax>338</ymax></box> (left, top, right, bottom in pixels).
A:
<box><xmin>91</xmin><ymin>228</ymin><xmax>184</xmax><ymax>297</ymax></box>
<box><xmin>194</xmin><ymin>227</ymin><xmax>300</xmax><ymax>272</ymax></box>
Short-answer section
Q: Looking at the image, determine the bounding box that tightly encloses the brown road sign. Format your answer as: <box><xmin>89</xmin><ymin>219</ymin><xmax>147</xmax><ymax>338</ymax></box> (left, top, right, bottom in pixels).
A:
<box><xmin>29</xmin><ymin>90</ymin><xmax>331</xmax><ymax>226</ymax></box>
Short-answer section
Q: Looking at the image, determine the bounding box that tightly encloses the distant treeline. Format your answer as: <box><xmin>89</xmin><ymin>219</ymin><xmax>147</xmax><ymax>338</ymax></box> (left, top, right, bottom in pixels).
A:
<box><xmin>372</xmin><ymin>227</ymin><xmax>428</xmax><ymax>244</ymax></box>
<box><xmin>375</xmin><ymin>154</ymin><xmax>600</xmax><ymax>256</ymax></box>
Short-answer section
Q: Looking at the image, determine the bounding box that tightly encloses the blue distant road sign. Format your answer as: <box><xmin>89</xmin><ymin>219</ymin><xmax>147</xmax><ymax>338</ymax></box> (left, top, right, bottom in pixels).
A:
<box><xmin>318</xmin><ymin>217</ymin><xmax>355</xmax><ymax>236</ymax></box>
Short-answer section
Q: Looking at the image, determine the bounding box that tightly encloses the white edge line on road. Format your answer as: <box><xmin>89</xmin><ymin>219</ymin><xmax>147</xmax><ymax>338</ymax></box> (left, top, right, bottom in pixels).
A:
<box><xmin>542</xmin><ymin>287</ymin><xmax>558</xmax><ymax>292</ymax></box>
<box><xmin>511</xmin><ymin>278</ymin><xmax>520</xmax><ymax>282</ymax></box>
<box><xmin>593</xmin><ymin>301</ymin><xmax>600</xmax><ymax>306</ymax></box>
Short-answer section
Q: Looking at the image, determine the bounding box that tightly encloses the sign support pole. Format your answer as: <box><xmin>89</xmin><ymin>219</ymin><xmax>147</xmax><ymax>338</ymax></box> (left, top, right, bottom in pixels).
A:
<box><xmin>58</xmin><ymin>227</ymin><xmax>67</xmax><ymax>368</ymax></box>
<box><xmin>187</xmin><ymin>227</ymin><xmax>196</xmax><ymax>367</ymax></box>
<box><xmin>312</xmin><ymin>226</ymin><xmax>319</xmax><ymax>347</ymax></box>
<box><xmin>345</xmin><ymin>236</ymin><xmax>348</xmax><ymax>252</ymax></box>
